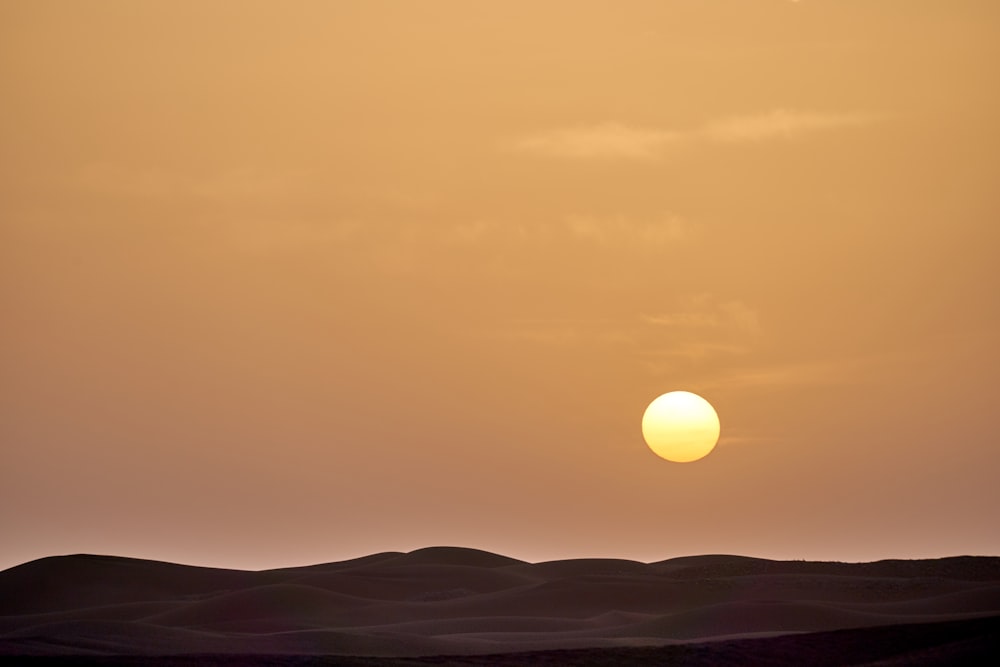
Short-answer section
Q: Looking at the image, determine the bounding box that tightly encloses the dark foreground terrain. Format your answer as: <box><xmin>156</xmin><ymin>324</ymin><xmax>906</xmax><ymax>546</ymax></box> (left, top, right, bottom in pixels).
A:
<box><xmin>2</xmin><ymin>548</ymin><xmax>998</xmax><ymax>665</ymax></box>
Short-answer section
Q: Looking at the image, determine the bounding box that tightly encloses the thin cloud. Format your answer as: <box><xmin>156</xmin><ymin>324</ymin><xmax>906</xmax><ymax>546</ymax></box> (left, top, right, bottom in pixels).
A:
<box><xmin>642</xmin><ymin>312</ymin><xmax>720</xmax><ymax>328</ymax></box>
<box><xmin>717</xmin><ymin>433</ymin><xmax>782</xmax><ymax>447</ymax></box>
<box><xmin>442</xmin><ymin>213</ymin><xmax>691</xmax><ymax>249</ymax></box>
<box><xmin>512</xmin><ymin>122</ymin><xmax>681</xmax><ymax>159</ymax></box>
<box><xmin>643</xmin><ymin>298</ymin><xmax>762</xmax><ymax>336</ymax></box>
<box><xmin>703</xmin><ymin>109</ymin><xmax>879</xmax><ymax>143</ymax></box>
<box><xmin>694</xmin><ymin>359</ymin><xmax>864</xmax><ymax>392</ymax></box>
<box><xmin>493</xmin><ymin>321</ymin><xmax>635</xmax><ymax>347</ymax></box>
<box><xmin>644</xmin><ymin>342</ymin><xmax>750</xmax><ymax>361</ymax></box>
<box><xmin>513</xmin><ymin>109</ymin><xmax>881</xmax><ymax>159</ymax></box>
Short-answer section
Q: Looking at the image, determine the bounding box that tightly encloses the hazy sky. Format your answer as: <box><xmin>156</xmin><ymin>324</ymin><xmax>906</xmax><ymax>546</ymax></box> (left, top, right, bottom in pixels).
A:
<box><xmin>2</xmin><ymin>1</ymin><xmax>998</xmax><ymax>571</ymax></box>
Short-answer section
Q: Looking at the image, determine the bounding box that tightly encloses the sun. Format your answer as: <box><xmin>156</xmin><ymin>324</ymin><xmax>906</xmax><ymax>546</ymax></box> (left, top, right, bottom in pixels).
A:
<box><xmin>641</xmin><ymin>391</ymin><xmax>720</xmax><ymax>463</ymax></box>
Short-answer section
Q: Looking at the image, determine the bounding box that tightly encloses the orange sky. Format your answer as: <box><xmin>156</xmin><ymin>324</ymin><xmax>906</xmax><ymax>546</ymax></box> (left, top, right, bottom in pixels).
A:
<box><xmin>2</xmin><ymin>0</ymin><xmax>998</xmax><ymax>571</ymax></box>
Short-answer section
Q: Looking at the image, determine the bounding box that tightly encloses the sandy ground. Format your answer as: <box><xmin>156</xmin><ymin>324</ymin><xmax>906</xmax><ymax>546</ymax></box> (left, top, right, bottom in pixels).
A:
<box><xmin>1</xmin><ymin>547</ymin><xmax>998</xmax><ymax>664</ymax></box>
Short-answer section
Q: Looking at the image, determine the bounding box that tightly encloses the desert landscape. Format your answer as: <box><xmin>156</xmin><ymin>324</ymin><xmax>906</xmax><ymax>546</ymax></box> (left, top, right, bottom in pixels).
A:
<box><xmin>2</xmin><ymin>547</ymin><xmax>998</xmax><ymax>665</ymax></box>
<box><xmin>4</xmin><ymin>2</ymin><xmax>999</xmax><ymax>665</ymax></box>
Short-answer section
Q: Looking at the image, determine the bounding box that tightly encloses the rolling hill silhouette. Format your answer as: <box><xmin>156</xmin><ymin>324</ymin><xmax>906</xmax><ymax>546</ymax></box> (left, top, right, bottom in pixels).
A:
<box><xmin>1</xmin><ymin>547</ymin><xmax>998</xmax><ymax>665</ymax></box>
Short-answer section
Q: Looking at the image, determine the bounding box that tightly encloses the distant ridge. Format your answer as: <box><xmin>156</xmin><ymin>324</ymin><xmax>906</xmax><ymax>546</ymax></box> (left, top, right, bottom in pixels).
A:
<box><xmin>1</xmin><ymin>548</ymin><xmax>998</xmax><ymax>660</ymax></box>
<box><xmin>371</xmin><ymin>546</ymin><xmax>527</xmax><ymax>569</ymax></box>
<box><xmin>650</xmin><ymin>554</ymin><xmax>1000</xmax><ymax>580</ymax></box>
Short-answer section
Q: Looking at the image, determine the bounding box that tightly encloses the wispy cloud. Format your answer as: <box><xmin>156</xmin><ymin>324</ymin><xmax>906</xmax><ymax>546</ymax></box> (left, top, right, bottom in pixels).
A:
<box><xmin>717</xmin><ymin>433</ymin><xmax>783</xmax><ymax>447</ymax></box>
<box><xmin>641</xmin><ymin>342</ymin><xmax>750</xmax><ymax>361</ymax></box>
<box><xmin>512</xmin><ymin>123</ymin><xmax>681</xmax><ymax>159</ymax></box>
<box><xmin>513</xmin><ymin>109</ymin><xmax>882</xmax><ymax>159</ymax></box>
<box><xmin>641</xmin><ymin>312</ymin><xmax>721</xmax><ymax>328</ymax></box>
<box><xmin>442</xmin><ymin>213</ymin><xmax>692</xmax><ymax>249</ymax></box>
<box><xmin>642</xmin><ymin>297</ymin><xmax>762</xmax><ymax>336</ymax></box>
<box><xmin>492</xmin><ymin>320</ymin><xmax>635</xmax><ymax>347</ymax></box>
<box><xmin>694</xmin><ymin>359</ymin><xmax>864</xmax><ymax>392</ymax></box>
<box><xmin>703</xmin><ymin>109</ymin><xmax>878</xmax><ymax>143</ymax></box>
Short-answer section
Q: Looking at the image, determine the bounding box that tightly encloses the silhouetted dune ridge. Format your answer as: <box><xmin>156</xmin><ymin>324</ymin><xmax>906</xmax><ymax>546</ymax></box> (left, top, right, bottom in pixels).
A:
<box><xmin>652</xmin><ymin>553</ymin><xmax>1000</xmax><ymax>580</ymax></box>
<box><xmin>376</xmin><ymin>547</ymin><xmax>527</xmax><ymax>568</ymax></box>
<box><xmin>1</xmin><ymin>548</ymin><xmax>998</xmax><ymax>660</ymax></box>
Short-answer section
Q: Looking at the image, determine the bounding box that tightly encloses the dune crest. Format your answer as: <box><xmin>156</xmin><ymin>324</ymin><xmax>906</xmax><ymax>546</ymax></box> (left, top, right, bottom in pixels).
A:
<box><xmin>1</xmin><ymin>548</ymin><xmax>998</xmax><ymax>661</ymax></box>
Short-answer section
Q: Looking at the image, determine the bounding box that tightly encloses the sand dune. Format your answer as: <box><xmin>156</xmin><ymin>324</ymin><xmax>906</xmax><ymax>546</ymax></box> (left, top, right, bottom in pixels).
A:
<box><xmin>140</xmin><ymin>584</ymin><xmax>376</xmax><ymax>628</ymax></box>
<box><xmin>370</xmin><ymin>547</ymin><xmax>525</xmax><ymax>569</ymax></box>
<box><xmin>1</xmin><ymin>547</ymin><xmax>998</xmax><ymax>663</ymax></box>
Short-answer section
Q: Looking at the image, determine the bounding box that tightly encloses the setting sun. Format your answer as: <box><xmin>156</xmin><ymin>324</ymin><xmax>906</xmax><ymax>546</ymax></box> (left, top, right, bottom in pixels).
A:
<box><xmin>642</xmin><ymin>391</ymin><xmax>721</xmax><ymax>463</ymax></box>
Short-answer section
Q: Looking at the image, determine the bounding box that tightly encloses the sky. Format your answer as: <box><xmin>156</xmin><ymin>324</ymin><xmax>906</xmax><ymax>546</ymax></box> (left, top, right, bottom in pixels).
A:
<box><xmin>2</xmin><ymin>0</ymin><xmax>998</xmax><ymax>572</ymax></box>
